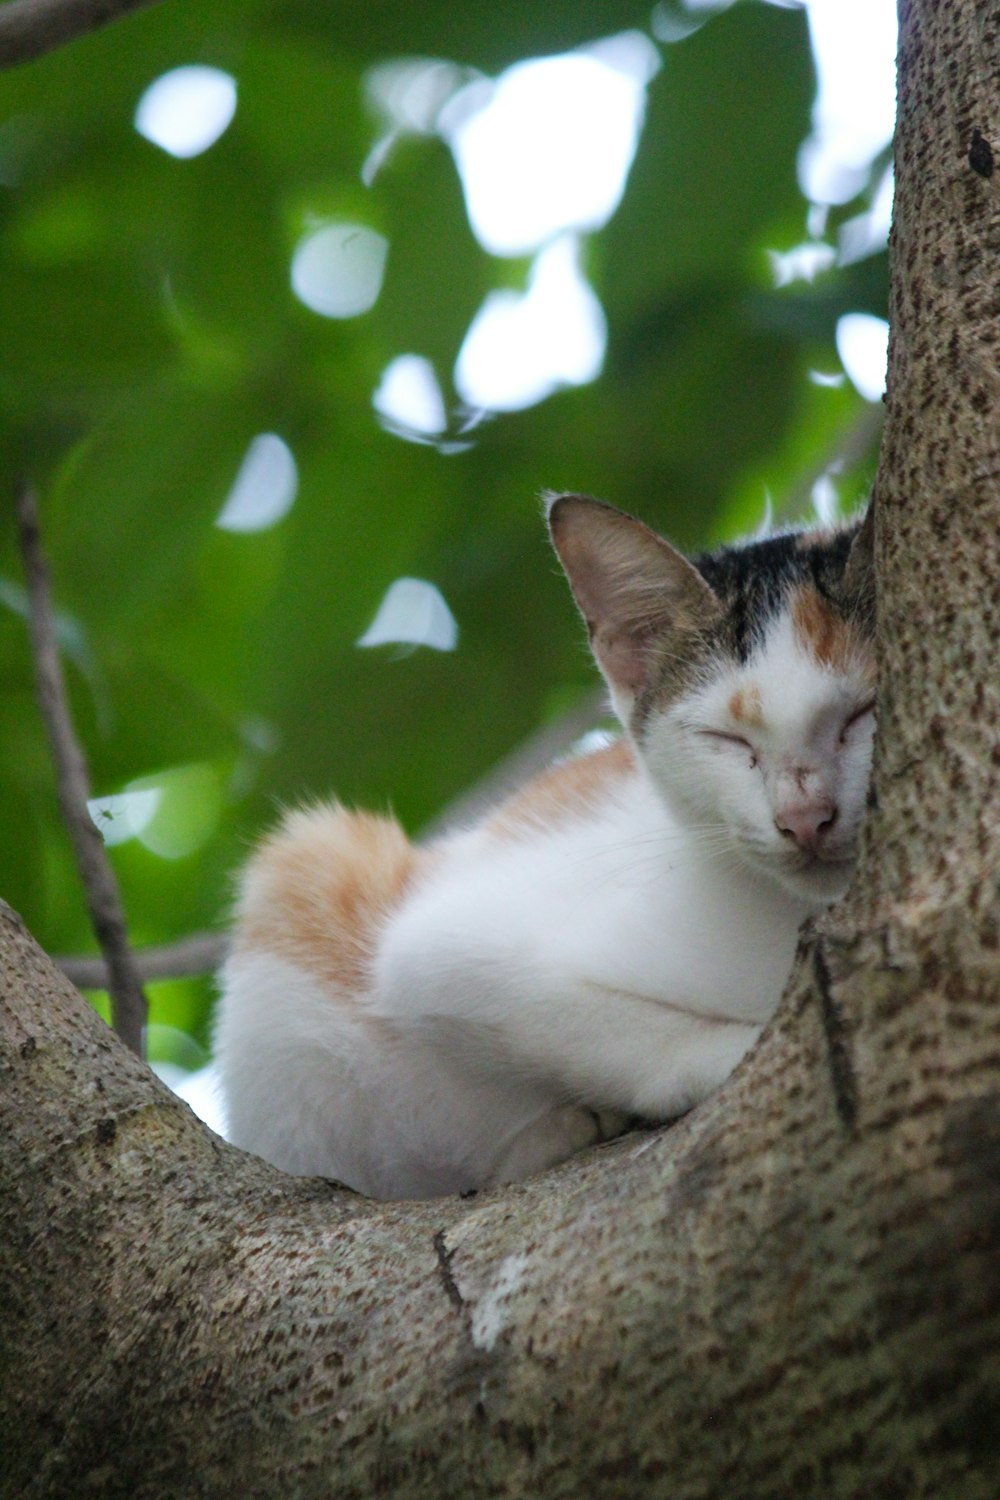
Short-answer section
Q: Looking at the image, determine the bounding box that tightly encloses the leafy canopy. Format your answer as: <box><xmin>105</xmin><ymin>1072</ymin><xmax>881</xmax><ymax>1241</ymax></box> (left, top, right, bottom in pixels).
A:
<box><xmin>0</xmin><ymin>0</ymin><xmax>887</xmax><ymax>1066</ymax></box>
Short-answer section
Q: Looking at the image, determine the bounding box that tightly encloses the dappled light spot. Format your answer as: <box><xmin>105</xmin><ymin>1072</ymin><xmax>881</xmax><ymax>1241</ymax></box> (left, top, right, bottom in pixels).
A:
<box><xmin>373</xmin><ymin>355</ymin><xmax>447</xmax><ymax>438</ymax></box>
<box><xmin>798</xmin><ymin>0</ymin><xmax>896</xmax><ymax>205</ymax></box>
<box><xmin>238</xmin><ymin>716</ymin><xmax>280</xmax><ymax>755</ymax></box>
<box><xmin>650</xmin><ymin>1</ymin><xmax>731</xmax><ymax>45</ymax></box>
<box><xmin>1</xmin><ymin>577</ymin><xmax>92</xmax><ymax>671</ymax></box>
<box><xmin>810</xmin><ymin>474</ymin><xmax>840</xmax><ymax>525</ymax></box>
<box><xmin>836</xmin><ymin>313</ymin><xmax>888</xmax><ymax>403</ymax></box>
<box><xmin>357</xmin><ymin>578</ymin><xmax>458</xmax><ymax>653</ymax></box>
<box><xmin>291</xmin><ymin>223</ymin><xmax>388</xmax><ymax>318</ymax></box>
<box><xmin>135</xmin><ymin>66</ymin><xmax>237</xmax><ymax>160</ymax></box>
<box><xmin>838</xmin><ymin>165</ymin><xmax>894</xmax><ymax>266</ymax></box>
<box><xmin>809</xmin><ymin>369</ymin><xmax>846</xmax><ymax>389</ymax></box>
<box><xmin>126</xmin><ymin>763</ymin><xmax>223</xmax><ymax>860</ymax></box>
<box><xmin>754</xmin><ymin>494</ymin><xmax>775</xmax><ymax>538</ymax></box>
<box><xmin>654</xmin><ymin>2</ymin><xmax>815</xmax><ymax>47</ymax></box>
<box><xmin>87</xmin><ymin>788</ymin><xmax>161</xmax><ymax>846</ymax></box>
<box><xmin>366</xmin><ymin>56</ymin><xmax>472</xmax><ymax>134</ymax></box>
<box><xmin>455</xmin><ymin>235</ymin><xmax>605</xmax><ymax>412</ymax></box>
<box><xmin>215</xmin><ymin>433</ymin><xmax>298</xmax><ymax>533</ymax></box>
<box><xmin>362</xmin><ymin>57</ymin><xmax>476</xmax><ymax>185</ymax></box>
<box><xmin>439</xmin><ymin>32</ymin><xmax>658</xmax><ymax>257</ymax></box>
<box><xmin>768</xmin><ymin>241</ymin><xmax>836</xmax><ymax>288</ymax></box>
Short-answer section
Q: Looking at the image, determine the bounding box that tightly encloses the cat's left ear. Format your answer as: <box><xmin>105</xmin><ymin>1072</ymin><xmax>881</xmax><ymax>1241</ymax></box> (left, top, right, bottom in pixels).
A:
<box><xmin>547</xmin><ymin>493</ymin><xmax>721</xmax><ymax>721</ymax></box>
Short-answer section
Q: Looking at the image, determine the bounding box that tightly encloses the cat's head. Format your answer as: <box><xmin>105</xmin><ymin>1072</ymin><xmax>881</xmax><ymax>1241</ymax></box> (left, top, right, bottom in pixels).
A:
<box><xmin>548</xmin><ymin>494</ymin><xmax>876</xmax><ymax>908</ymax></box>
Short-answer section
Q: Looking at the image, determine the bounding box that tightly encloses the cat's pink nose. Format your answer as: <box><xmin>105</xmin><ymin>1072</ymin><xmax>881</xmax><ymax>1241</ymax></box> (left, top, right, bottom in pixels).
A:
<box><xmin>775</xmin><ymin>799</ymin><xmax>838</xmax><ymax>854</ymax></box>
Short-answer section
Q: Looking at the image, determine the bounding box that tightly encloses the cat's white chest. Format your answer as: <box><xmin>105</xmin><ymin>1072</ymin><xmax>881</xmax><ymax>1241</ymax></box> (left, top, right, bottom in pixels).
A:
<box><xmin>545</xmin><ymin>789</ymin><xmax>809</xmax><ymax>1019</ymax></box>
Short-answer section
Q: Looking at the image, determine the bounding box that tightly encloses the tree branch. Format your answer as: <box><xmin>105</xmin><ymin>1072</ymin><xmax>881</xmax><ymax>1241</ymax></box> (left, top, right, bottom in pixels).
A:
<box><xmin>56</xmin><ymin>929</ymin><xmax>226</xmax><ymax>988</ymax></box>
<box><xmin>0</xmin><ymin>0</ymin><xmax>164</xmax><ymax>69</ymax></box>
<box><xmin>14</xmin><ymin>483</ymin><xmax>147</xmax><ymax>1055</ymax></box>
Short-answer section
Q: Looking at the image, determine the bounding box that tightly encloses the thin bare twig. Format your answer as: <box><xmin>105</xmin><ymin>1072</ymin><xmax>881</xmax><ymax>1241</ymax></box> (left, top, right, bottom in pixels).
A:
<box><xmin>15</xmin><ymin>482</ymin><xmax>148</xmax><ymax>1055</ymax></box>
<box><xmin>57</xmin><ymin>930</ymin><xmax>226</xmax><ymax>989</ymax></box>
<box><xmin>0</xmin><ymin>0</ymin><xmax>164</xmax><ymax>70</ymax></box>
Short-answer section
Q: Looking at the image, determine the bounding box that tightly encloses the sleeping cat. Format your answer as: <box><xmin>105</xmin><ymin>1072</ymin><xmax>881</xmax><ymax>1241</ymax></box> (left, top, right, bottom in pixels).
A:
<box><xmin>215</xmin><ymin>494</ymin><xmax>876</xmax><ymax>1200</ymax></box>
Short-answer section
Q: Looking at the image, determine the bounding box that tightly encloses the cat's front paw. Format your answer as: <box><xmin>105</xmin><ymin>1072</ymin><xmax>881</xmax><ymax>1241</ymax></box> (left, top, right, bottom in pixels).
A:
<box><xmin>490</xmin><ymin>1105</ymin><xmax>628</xmax><ymax>1185</ymax></box>
<box><xmin>589</xmin><ymin>1108</ymin><xmax>629</xmax><ymax>1143</ymax></box>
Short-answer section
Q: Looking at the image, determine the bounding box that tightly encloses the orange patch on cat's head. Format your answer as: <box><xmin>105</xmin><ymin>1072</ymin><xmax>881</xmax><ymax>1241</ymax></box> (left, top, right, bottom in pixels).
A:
<box><xmin>728</xmin><ymin>685</ymin><xmax>763</xmax><ymax>728</ymax></box>
<box><xmin>790</xmin><ymin>585</ymin><xmax>871</xmax><ymax>678</ymax></box>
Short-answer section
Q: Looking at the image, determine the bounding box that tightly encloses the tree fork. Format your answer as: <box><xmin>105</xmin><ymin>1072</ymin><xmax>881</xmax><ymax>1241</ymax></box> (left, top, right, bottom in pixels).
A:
<box><xmin>2</xmin><ymin>0</ymin><xmax>1000</xmax><ymax>1495</ymax></box>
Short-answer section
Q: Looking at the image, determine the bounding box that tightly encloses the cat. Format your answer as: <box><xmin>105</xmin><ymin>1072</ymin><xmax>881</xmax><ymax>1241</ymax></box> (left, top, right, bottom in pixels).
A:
<box><xmin>215</xmin><ymin>493</ymin><xmax>876</xmax><ymax>1200</ymax></box>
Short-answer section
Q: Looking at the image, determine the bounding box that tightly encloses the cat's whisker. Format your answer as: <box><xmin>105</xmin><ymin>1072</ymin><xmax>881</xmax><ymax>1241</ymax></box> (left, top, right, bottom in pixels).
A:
<box><xmin>578</xmin><ymin>833</ymin><xmax>748</xmax><ymax>894</ymax></box>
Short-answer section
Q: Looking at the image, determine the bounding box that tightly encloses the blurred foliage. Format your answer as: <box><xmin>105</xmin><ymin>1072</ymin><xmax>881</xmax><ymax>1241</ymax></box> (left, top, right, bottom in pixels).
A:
<box><xmin>0</xmin><ymin>0</ymin><xmax>887</xmax><ymax>1064</ymax></box>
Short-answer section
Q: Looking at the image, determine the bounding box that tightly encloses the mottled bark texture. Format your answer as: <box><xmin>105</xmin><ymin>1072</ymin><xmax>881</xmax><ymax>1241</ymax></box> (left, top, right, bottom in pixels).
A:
<box><xmin>2</xmin><ymin>1</ymin><xmax>1000</xmax><ymax>1494</ymax></box>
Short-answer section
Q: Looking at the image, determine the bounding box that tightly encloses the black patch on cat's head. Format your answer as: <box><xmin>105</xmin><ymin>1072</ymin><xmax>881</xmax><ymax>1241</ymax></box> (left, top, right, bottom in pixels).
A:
<box><xmin>693</xmin><ymin>520</ymin><xmax>867</xmax><ymax>663</ymax></box>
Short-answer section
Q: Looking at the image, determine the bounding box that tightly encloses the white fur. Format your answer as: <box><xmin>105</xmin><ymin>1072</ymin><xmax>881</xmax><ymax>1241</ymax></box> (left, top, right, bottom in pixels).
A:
<box><xmin>216</xmin><ymin>604</ymin><xmax>874</xmax><ymax>1200</ymax></box>
<box><xmin>648</xmin><ymin>607</ymin><xmax>875</xmax><ymax>902</ymax></box>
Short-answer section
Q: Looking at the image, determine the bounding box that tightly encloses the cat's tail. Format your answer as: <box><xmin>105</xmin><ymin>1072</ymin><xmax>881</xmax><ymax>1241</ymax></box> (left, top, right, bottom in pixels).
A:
<box><xmin>217</xmin><ymin>804</ymin><xmax>422</xmax><ymax>1182</ymax></box>
<box><xmin>228</xmin><ymin>802</ymin><xmax>422</xmax><ymax>992</ymax></box>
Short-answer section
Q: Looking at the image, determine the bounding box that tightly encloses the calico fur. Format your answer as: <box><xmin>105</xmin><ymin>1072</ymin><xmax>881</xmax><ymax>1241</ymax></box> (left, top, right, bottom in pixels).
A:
<box><xmin>216</xmin><ymin>495</ymin><xmax>876</xmax><ymax>1199</ymax></box>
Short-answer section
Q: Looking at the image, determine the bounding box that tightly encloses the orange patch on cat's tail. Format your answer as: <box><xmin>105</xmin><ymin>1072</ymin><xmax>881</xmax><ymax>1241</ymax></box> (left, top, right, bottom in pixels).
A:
<box><xmin>231</xmin><ymin>804</ymin><xmax>421</xmax><ymax>992</ymax></box>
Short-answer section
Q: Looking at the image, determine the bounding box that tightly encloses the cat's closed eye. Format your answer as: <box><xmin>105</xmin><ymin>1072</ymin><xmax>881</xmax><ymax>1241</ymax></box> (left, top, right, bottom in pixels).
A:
<box><xmin>699</xmin><ymin>729</ymin><xmax>758</xmax><ymax>768</ymax></box>
<box><xmin>839</xmin><ymin>700</ymin><xmax>876</xmax><ymax>744</ymax></box>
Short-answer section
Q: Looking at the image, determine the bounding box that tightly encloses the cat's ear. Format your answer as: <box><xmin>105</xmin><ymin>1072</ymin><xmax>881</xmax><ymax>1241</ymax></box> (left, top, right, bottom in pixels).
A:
<box><xmin>547</xmin><ymin>494</ymin><xmax>721</xmax><ymax>718</ymax></box>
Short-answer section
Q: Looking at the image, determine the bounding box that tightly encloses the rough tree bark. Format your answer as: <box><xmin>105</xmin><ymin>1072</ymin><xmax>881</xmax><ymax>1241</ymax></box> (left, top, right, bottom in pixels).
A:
<box><xmin>2</xmin><ymin>1</ymin><xmax>999</xmax><ymax>1494</ymax></box>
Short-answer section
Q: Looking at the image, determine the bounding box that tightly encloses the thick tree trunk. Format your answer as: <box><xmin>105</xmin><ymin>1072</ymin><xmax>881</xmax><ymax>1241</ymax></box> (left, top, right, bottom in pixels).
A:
<box><xmin>2</xmin><ymin>1</ymin><xmax>999</xmax><ymax>1494</ymax></box>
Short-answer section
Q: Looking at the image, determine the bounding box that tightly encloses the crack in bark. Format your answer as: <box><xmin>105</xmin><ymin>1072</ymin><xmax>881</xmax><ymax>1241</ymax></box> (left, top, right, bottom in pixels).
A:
<box><xmin>969</xmin><ymin>128</ymin><xmax>994</xmax><ymax>178</ymax></box>
<box><xmin>433</xmin><ymin>1228</ymin><xmax>469</xmax><ymax>1318</ymax></box>
<box><xmin>813</xmin><ymin>939</ymin><xmax>859</xmax><ymax>1132</ymax></box>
